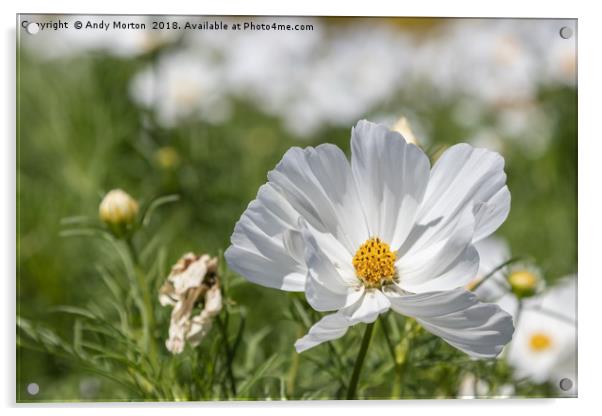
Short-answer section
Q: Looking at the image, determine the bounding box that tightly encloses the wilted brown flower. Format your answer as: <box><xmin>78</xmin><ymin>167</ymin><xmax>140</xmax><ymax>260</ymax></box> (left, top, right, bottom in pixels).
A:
<box><xmin>159</xmin><ymin>253</ymin><xmax>222</xmax><ymax>354</ymax></box>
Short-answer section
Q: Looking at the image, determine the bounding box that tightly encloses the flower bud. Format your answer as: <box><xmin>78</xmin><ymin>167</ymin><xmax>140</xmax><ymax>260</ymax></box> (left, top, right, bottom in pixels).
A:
<box><xmin>508</xmin><ymin>270</ymin><xmax>540</xmax><ymax>299</ymax></box>
<box><xmin>155</xmin><ymin>146</ymin><xmax>180</xmax><ymax>170</ymax></box>
<box><xmin>392</xmin><ymin>116</ymin><xmax>419</xmax><ymax>145</ymax></box>
<box><xmin>99</xmin><ymin>189</ymin><xmax>139</xmax><ymax>236</ymax></box>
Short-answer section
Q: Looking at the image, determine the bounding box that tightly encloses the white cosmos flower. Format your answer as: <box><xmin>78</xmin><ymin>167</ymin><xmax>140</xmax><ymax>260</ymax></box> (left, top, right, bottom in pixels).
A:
<box><xmin>225</xmin><ymin>120</ymin><xmax>514</xmax><ymax>357</ymax></box>
<box><xmin>506</xmin><ymin>276</ymin><xmax>577</xmax><ymax>391</ymax></box>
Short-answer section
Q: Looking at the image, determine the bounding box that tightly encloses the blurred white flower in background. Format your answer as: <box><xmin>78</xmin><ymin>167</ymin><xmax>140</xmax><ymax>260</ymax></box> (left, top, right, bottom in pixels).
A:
<box><xmin>189</xmin><ymin>21</ymin><xmax>412</xmax><ymax>137</ymax></box>
<box><xmin>458</xmin><ymin>373</ymin><xmax>515</xmax><ymax>399</ymax></box>
<box><xmin>217</xmin><ymin>20</ymin><xmax>322</xmax><ymax>114</ymax></box>
<box><xmin>523</xmin><ymin>19</ymin><xmax>577</xmax><ymax>87</ymax></box>
<box><xmin>458</xmin><ymin>373</ymin><xmax>490</xmax><ymax>399</ymax></box>
<box><xmin>22</xmin><ymin>16</ymin><xmax>576</xmax><ymax>147</ymax></box>
<box><xmin>471</xmin><ymin>237</ymin><xmax>545</xmax><ymax>314</ymax></box>
<box><xmin>414</xmin><ymin>20</ymin><xmax>539</xmax><ymax>106</ymax></box>
<box><xmin>277</xmin><ymin>26</ymin><xmax>412</xmax><ymax>137</ymax></box>
<box><xmin>129</xmin><ymin>51</ymin><xmax>231</xmax><ymax>127</ymax></box>
<box><xmin>507</xmin><ymin>276</ymin><xmax>577</xmax><ymax>394</ymax></box>
<box><xmin>468</xmin><ymin>239</ymin><xmax>576</xmax><ymax>395</ymax></box>
<box><xmin>469</xmin><ymin>129</ymin><xmax>505</xmax><ymax>155</ymax></box>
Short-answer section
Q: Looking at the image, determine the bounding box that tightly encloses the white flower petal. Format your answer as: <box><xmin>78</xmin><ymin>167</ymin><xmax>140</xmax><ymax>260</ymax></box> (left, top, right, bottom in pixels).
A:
<box><xmin>225</xmin><ymin>245</ymin><xmax>306</xmax><ymax>291</ymax></box>
<box><xmin>282</xmin><ymin>229</ymin><xmax>305</xmax><ymax>265</ymax></box>
<box><xmin>396</xmin><ymin>209</ymin><xmax>479</xmax><ymax>293</ymax></box>
<box><xmin>295</xmin><ymin>289</ymin><xmax>391</xmax><ymax>353</ymax></box>
<box><xmin>294</xmin><ymin>312</ymin><xmax>353</xmax><ymax>353</ymax></box>
<box><xmin>473</xmin><ymin>236</ymin><xmax>512</xmax><ymax>301</ymax></box>
<box><xmin>472</xmin><ymin>188</ymin><xmax>511</xmax><ymax>242</ymax></box>
<box><xmin>301</xmin><ymin>220</ymin><xmax>364</xmax><ymax>311</ymax></box>
<box><xmin>386</xmin><ymin>288</ymin><xmax>514</xmax><ymax>358</ymax></box>
<box><xmin>350</xmin><ymin>120</ymin><xmax>431</xmax><ymax>249</ymax></box>
<box><xmin>342</xmin><ymin>289</ymin><xmax>391</xmax><ymax>324</ymax></box>
<box><xmin>414</xmin><ymin>143</ymin><xmax>510</xmax><ymax>245</ymax></box>
<box><xmin>301</xmin><ymin>224</ymin><xmax>357</xmax><ymax>286</ymax></box>
<box><xmin>225</xmin><ymin>184</ymin><xmax>306</xmax><ymax>291</ymax></box>
<box><xmin>267</xmin><ymin>144</ymin><xmax>369</xmax><ymax>253</ymax></box>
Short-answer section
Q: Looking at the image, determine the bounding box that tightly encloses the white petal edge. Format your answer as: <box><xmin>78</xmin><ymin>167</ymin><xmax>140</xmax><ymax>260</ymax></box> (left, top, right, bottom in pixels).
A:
<box><xmin>411</xmin><ymin>143</ymin><xmax>510</xmax><ymax>250</ymax></box>
<box><xmin>294</xmin><ymin>312</ymin><xmax>352</xmax><ymax>353</ymax></box>
<box><xmin>386</xmin><ymin>287</ymin><xmax>514</xmax><ymax>358</ymax></box>
<box><xmin>294</xmin><ymin>289</ymin><xmax>391</xmax><ymax>353</ymax></box>
<box><xmin>225</xmin><ymin>183</ymin><xmax>306</xmax><ymax>291</ymax></box>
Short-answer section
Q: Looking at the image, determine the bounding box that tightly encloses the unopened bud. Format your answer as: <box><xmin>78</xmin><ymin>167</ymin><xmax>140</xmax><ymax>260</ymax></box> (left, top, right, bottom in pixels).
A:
<box><xmin>99</xmin><ymin>189</ymin><xmax>139</xmax><ymax>236</ymax></box>
<box><xmin>392</xmin><ymin>116</ymin><xmax>419</xmax><ymax>145</ymax></box>
<box><xmin>155</xmin><ymin>146</ymin><xmax>180</xmax><ymax>170</ymax></box>
<box><xmin>508</xmin><ymin>270</ymin><xmax>540</xmax><ymax>299</ymax></box>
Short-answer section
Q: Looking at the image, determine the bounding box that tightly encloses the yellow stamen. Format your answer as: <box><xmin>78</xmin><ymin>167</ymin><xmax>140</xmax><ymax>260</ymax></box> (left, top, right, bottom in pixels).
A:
<box><xmin>529</xmin><ymin>332</ymin><xmax>553</xmax><ymax>352</ymax></box>
<box><xmin>352</xmin><ymin>237</ymin><xmax>397</xmax><ymax>287</ymax></box>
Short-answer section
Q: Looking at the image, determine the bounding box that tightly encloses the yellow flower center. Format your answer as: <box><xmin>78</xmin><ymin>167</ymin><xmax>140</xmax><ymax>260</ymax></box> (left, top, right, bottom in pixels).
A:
<box><xmin>508</xmin><ymin>271</ymin><xmax>538</xmax><ymax>290</ymax></box>
<box><xmin>352</xmin><ymin>237</ymin><xmax>397</xmax><ymax>287</ymax></box>
<box><xmin>529</xmin><ymin>332</ymin><xmax>553</xmax><ymax>352</ymax></box>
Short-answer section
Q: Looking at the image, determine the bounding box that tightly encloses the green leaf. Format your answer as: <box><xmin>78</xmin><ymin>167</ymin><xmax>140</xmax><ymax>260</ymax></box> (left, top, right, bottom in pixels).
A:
<box><xmin>141</xmin><ymin>194</ymin><xmax>180</xmax><ymax>227</ymax></box>
<box><xmin>236</xmin><ymin>354</ymin><xmax>282</xmax><ymax>399</ymax></box>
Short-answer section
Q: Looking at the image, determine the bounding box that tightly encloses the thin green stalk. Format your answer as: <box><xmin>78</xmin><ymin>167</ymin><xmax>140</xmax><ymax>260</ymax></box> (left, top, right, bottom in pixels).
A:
<box><xmin>346</xmin><ymin>322</ymin><xmax>375</xmax><ymax>400</ymax></box>
<box><xmin>380</xmin><ymin>315</ymin><xmax>397</xmax><ymax>363</ymax></box>
<box><xmin>471</xmin><ymin>257</ymin><xmax>523</xmax><ymax>291</ymax></box>
<box><xmin>125</xmin><ymin>237</ymin><xmax>157</xmax><ymax>362</ymax></box>
<box><xmin>380</xmin><ymin>315</ymin><xmax>406</xmax><ymax>399</ymax></box>
<box><xmin>286</xmin><ymin>327</ymin><xmax>303</xmax><ymax>398</ymax></box>
<box><xmin>515</xmin><ymin>299</ymin><xmax>524</xmax><ymax>328</ymax></box>
<box><xmin>216</xmin><ymin>315</ymin><xmax>237</xmax><ymax>397</ymax></box>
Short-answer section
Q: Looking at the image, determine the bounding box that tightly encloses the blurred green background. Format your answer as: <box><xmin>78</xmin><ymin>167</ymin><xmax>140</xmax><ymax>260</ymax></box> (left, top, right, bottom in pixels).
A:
<box><xmin>17</xmin><ymin>16</ymin><xmax>576</xmax><ymax>401</ymax></box>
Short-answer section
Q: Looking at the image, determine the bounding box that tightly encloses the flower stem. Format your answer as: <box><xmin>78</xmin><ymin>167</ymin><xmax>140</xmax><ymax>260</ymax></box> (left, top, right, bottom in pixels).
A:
<box><xmin>346</xmin><ymin>322</ymin><xmax>375</xmax><ymax>400</ymax></box>
<box><xmin>216</xmin><ymin>315</ymin><xmax>237</xmax><ymax>397</ymax></box>
<box><xmin>380</xmin><ymin>315</ymin><xmax>406</xmax><ymax>399</ymax></box>
<box><xmin>471</xmin><ymin>257</ymin><xmax>523</xmax><ymax>291</ymax></box>
<box><xmin>515</xmin><ymin>299</ymin><xmax>524</xmax><ymax>328</ymax></box>
<box><xmin>125</xmin><ymin>237</ymin><xmax>157</xmax><ymax>362</ymax></box>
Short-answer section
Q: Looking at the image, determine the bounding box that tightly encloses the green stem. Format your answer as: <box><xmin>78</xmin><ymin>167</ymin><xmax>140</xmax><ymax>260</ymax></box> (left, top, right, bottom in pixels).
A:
<box><xmin>380</xmin><ymin>316</ymin><xmax>402</xmax><ymax>399</ymax></box>
<box><xmin>125</xmin><ymin>237</ymin><xmax>157</xmax><ymax>362</ymax></box>
<box><xmin>380</xmin><ymin>316</ymin><xmax>397</xmax><ymax>363</ymax></box>
<box><xmin>346</xmin><ymin>322</ymin><xmax>375</xmax><ymax>400</ymax></box>
<box><xmin>515</xmin><ymin>299</ymin><xmax>524</xmax><ymax>328</ymax></box>
<box><xmin>286</xmin><ymin>327</ymin><xmax>303</xmax><ymax>398</ymax></box>
<box><xmin>216</xmin><ymin>315</ymin><xmax>237</xmax><ymax>397</ymax></box>
<box><xmin>471</xmin><ymin>257</ymin><xmax>523</xmax><ymax>291</ymax></box>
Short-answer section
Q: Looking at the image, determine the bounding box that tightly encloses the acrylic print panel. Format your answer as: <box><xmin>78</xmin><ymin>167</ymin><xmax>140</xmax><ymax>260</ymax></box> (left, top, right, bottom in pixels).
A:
<box><xmin>16</xmin><ymin>14</ymin><xmax>577</xmax><ymax>402</ymax></box>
